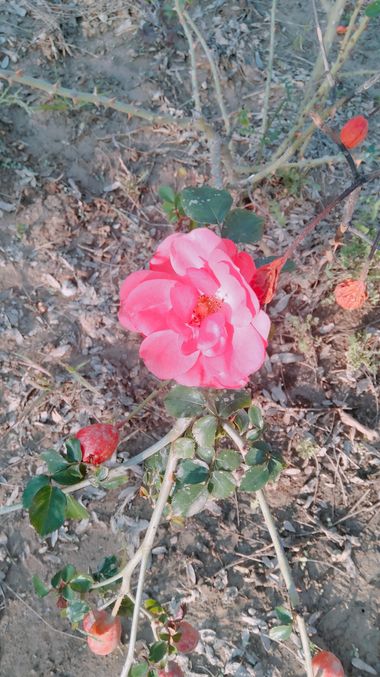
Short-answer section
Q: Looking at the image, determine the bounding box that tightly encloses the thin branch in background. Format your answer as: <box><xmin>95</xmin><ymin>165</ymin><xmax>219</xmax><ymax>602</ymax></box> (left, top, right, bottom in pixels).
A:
<box><xmin>119</xmin><ymin>445</ymin><xmax>180</xmax><ymax>677</ymax></box>
<box><xmin>174</xmin><ymin>0</ymin><xmax>201</xmax><ymax>115</ymax></box>
<box><xmin>183</xmin><ymin>9</ymin><xmax>230</xmax><ymax>135</ymax></box>
<box><xmin>261</xmin><ymin>0</ymin><xmax>278</xmax><ymax>139</ymax></box>
<box><xmin>311</xmin><ymin>0</ymin><xmax>335</xmax><ymax>89</ymax></box>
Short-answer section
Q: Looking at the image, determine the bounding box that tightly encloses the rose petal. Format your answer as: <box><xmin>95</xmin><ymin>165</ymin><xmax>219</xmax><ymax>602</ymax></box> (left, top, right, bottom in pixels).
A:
<box><xmin>140</xmin><ymin>330</ymin><xmax>199</xmax><ymax>379</ymax></box>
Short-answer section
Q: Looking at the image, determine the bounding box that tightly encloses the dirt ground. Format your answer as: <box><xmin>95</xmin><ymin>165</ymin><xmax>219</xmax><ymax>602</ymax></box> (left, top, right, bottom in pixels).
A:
<box><xmin>0</xmin><ymin>1</ymin><xmax>379</xmax><ymax>676</ymax></box>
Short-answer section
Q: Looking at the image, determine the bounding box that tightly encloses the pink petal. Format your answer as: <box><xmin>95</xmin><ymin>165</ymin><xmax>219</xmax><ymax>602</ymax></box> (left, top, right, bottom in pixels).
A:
<box><xmin>197</xmin><ymin>312</ymin><xmax>227</xmax><ymax>356</ymax></box>
<box><xmin>251</xmin><ymin>310</ymin><xmax>270</xmax><ymax>341</ymax></box>
<box><xmin>139</xmin><ymin>331</ymin><xmax>199</xmax><ymax>379</ymax></box>
<box><xmin>120</xmin><ymin>278</ymin><xmax>176</xmax><ymax>334</ymax></box>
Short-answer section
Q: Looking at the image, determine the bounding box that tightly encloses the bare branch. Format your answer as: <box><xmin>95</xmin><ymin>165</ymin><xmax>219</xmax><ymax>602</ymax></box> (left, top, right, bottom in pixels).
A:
<box><xmin>261</xmin><ymin>0</ymin><xmax>278</xmax><ymax>139</ymax></box>
<box><xmin>174</xmin><ymin>0</ymin><xmax>201</xmax><ymax>115</ymax></box>
<box><xmin>183</xmin><ymin>9</ymin><xmax>230</xmax><ymax>134</ymax></box>
<box><xmin>310</xmin><ymin>0</ymin><xmax>335</xmax><ymax>88</ymax></box>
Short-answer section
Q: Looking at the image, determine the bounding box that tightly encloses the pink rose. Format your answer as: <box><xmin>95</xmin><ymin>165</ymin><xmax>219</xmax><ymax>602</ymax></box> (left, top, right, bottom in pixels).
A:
<box><xmin>119</xmin><ymin>228</ymin><xmax>270</xmax><ymax>388</ymax></box>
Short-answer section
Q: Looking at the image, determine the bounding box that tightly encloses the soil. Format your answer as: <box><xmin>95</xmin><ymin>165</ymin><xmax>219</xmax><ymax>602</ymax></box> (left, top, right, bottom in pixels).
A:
<box><xmin>0</xmin><ymin>1</ymin><xmax>379</xmax><ymax>677</ymax></box>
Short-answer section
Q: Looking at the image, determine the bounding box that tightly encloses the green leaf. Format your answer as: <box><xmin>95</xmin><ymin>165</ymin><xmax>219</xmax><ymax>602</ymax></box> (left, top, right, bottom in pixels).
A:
<box><xmin>51</xmin><ymin>564</ymin><xmax>77</xmax><ymax>588</ymax></box>
<box><xmin>53</xmin><ymin>463</ymin><xmax>86</xmax><ymax>486</ymax></box>
<box><xmin>240</xmin><ymin>464</ymin><xmax>270</xmax><ymax>492</ymax></box>
<box><xmin>245</xmin><ymin>447</ymin><xmax>267</xmax><ymax>466</ymax></box>
<box><xmin>22</xmin><ymin>475</ymin><xmax>50</xmax><ymax>509</ymax></box>
<box><xmin>65</xmin><ymin>438</ymin><xmax>82</xmax><ymax>462</ymax></box>
<box><xmin>148</xmin><ymin>670</ymin><xmax>159</xmax><ymax>677</ymax></box>
<box><xmin>248</xmin><ymin>405</ymin><xmax>264</xmax><ymax>429</ymax></box>
<box><xmin>93</xmin><ymin>555</ymin><xmax>119</xmax><ymax>581</ymax></box>
<box><xmin>251</xmin><ymin>440</ymin><xmax>272</xmax><ymax>453</ymax></box>
<box><xmin>40</xmin><ymin>450</ymin><xmax>69</xmax><ymax>474</ymax></box>
<box><xmin>208</xmin><ymin>471</ymin><xmax>236</xmax><ymax>499</ymax></box>
<box><xmin>176</xmin><ymin>460</ymin><xmax>209</xmax><ymax>485</ymax></box>
<box><xmin>32</xmin><ymin>574</ymin><xmax>50</xmax><ymax>598</ymax></box>
<box><xmin>69</xmin><ymin>573</ymin><xmax>94</xmax><ymax>593</ymax></box>
<box><xmin>144</xmin><ymin>599</ymin><xmax>165</xmax><ymax>616</ymax></box>
<box><xmin>171</xmin><ymin>437</ymin><xmax>195</xmax><ymax>459</ymax></box>
<box><xmin>148</xmin><ymin>640</ymin><xmax>167</xmax><ymax>663</ymax></box>
<box><xmin>129</xmin><ymin>663</ymin><xmax>149</xmax><ymax>677</ymax></box>
<box><xmin>192</xmin><ymin>415</ymin><xmax>217</xmax><ymax>448</ymax></box>
<box><xmin>269</xmin><ymin>624</ymin><xmax>292</xmax><ymax>641</ymax></box>
<box><xmin>275</xmin><ymin>606</ymin><xmax>293</xmax><ymax>624</ymax></box>
<box><xmin>215</xmin><ymin>449</ymin><xmax>241</xmax><ymax>471</ymax></box>
<box><xmin>62</xmin><ymin>584</ymin><xmax>78</xmax><ymax>602</ymax></box>
<box><xmin>234</xmin><ymin>409</ymin><xmax>249</xmax><ymax>433</ymax></box>
<box><xmin>268</xmin><ymin>454</ymin><xmax>284</xmax><ymax>481</ymax></box>
<box><xmin>164</xmin><ymin>386</ymin><xmax>206</xmax><ymax>417</ymax></box>
<box><xmin>158</xmin><ymin>185</ymin><xmax>176</xmax><ymax>203</ymax></box>
<box><xmin>118</xmin><ymin>596</ymin><xmax>135</xmax><ymax>616</ymax></box>
<box><xmin>246</xmin><ymin>428</ymin><xmax>262</xmax><ymax>442</ymax></box>
<box><xmin>222</xmin><ymin>209</ymin><xmax>264</xmax><ymax>243</ymax></box>
<box><xmin>366</xmin><ymin>0</ymin><xmax>380</xmax><ymax>17</ymax></box>
<box><xmin>216</xmin><ymin>389</ymin><xmax>251</xmax><ymax>417</ymax></box>
<box><xmin>196</xmin><ymin>446</ymin><xmax>214</xmax><ymax>463</ymax></box>
<box><xmin>181</xmin><ymin>186</ymin><xmax>233</xmax><ymax>224</ymax></box>
<box><xmin>171</xmin><ymin>483</ymin><xmax>208</xmax><ymax>516</ymax></box>
<box><xmin>29</xmin><ymin>486</ymin><xmax>67</xmax><ymax>537</ymax></box>
<box><xmin>65</xmin><ymin>599</ymin><xmax>90</xmax><ymax>624</ymax></box>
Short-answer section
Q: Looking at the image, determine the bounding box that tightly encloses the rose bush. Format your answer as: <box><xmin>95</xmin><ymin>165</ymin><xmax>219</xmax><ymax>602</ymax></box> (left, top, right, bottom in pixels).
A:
<box><xmin>119</xmin><ymin>228</ymin><xmax>270</xmax><ymax>388</ymax></box>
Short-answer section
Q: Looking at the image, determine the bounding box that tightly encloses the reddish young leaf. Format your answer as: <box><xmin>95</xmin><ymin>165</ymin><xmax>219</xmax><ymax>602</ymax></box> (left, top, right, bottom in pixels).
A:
<box><xmin>173</xmin><ymin>620</ymin><xmax>200</xmax><ymax>654</ymax></box>
<box><xmin>334</xmin><ymin>278</ymin><xmax>367</xmax><ymax>310</ymax></box>
<box><xmin>251</xmin><ymin>256</ymin><xmax>286</xmax><ymax>305</ymax></box>
<box><xmin>336</xmin><ymin>25</ymin><xmax>348</xmax><ymax>35</ymax></box>
<box><xmin>312</xmin><ymin>650</ymin><xmax>345</xmax><ymax>676</ymax></box>
<box><xmin>158</xmin><ymin>662</ymin><xmax>184</xmax><ymax>677</ymax></box>
<box><xmin>76</xmin><ymin>423</ymin><xmax>119</xmax><ymax>465</ymax></box>
<box><xmin>339</xmin><ymin>115</ymin><xmax>368</xmax><ymax>149</ymax></box>
<box><xmin>83</xmin><ymin>610</ymin><xmax>121</xmax><ymax>656</ymax></box>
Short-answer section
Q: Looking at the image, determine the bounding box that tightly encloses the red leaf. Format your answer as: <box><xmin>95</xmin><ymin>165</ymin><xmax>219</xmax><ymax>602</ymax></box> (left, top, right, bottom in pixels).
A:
<box><xmin>251</xmin><ymin>256</ymin><xmax>286</xmax><ymax>305</ymax></box>
<box><xmin>334</xmin><ymin>278</ymin><xmax>367</xmax><ymax>310</ymax></box>
<box><xmin>340</xmin><ymin>115</ymin><xmax>368</xmax><ymax>149</ymax></box>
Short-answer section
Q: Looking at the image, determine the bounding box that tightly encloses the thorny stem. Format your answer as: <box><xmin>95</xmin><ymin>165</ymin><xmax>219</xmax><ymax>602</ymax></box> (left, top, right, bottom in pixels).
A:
<box><xmin>119</xmin><ymin>444</ymin><xmax>180</xmax><ymax>677</ymax></box>
<box><xmin>222</xmin><ymin>422</ymin><xmax>313</xmax><ymax>677</ymax></box>
<box><xmin>118</xmin><ymin>380</ymin><xmax>170</xmax><ymax>427</ymax></box>
<box><xmin>183</xmin><ymin>9</ymin><xmax>230</xmax><ymax>135</ymax></box>
<box><xmin>174</xmin><ymin>0</ymin><xmax>201</xmax><ymax>115</ymax></box>
<box><xmin>261</xmin><ymin>0</ymin><xmax>277</xmax><ymax>139</ymax></box>
<box><xmin>0</xmin><ymin>417</ymin><xmax>192</xmax><ymax>517</ymax></box>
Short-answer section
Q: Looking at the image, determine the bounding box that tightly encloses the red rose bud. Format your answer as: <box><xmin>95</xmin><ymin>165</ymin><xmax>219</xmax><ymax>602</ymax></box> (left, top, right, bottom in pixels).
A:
<box><xmin>173</xmin><ymin>620</ymin><xmax>200</xmax><ymax>654</ymax></box>
<box><xmin>312</xmin><ymin>650</ymin><xmax>345</xmax><ymax>676</ymax></box>
<box><xmin>339</xmin><ymin>115</ymin><xmax>368</xmax><ymax>149</ymax></box>
<box><xmin>83</xmin><ymin>610</ymin><xmax>121</xmax><ymax>656</ymax></box>
<box><xmin>334</xmin><ymin>278</ymin><xmax>367</xmax><ymax>310</ymax></box>
<box><xmin>76</xmin><ymin>423</ymin><xmax>119</xmax><ymax>465</ymax></box>
<box><xmin>336</xmin><ymin>25</ymin><xmax>347</xmax><ymax>35</ymax></box>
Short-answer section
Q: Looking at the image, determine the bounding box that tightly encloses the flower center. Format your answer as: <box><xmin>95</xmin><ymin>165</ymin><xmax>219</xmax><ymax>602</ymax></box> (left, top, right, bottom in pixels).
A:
<box><xmin>190</xmin><ymin>294</ymin><xmax>222</xmax><ymax>326</ymax></box>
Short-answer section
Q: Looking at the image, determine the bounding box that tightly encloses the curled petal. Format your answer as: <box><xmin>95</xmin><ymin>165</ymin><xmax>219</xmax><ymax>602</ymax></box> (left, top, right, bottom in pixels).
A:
<box><xmin>340</xmin><ymin>115</ymin><xmax>368</xmax><ymax>149</ymax></box>
<box><xmin>334</xmin><ymin>278</ymin><xmax>367</xmax><ymax>310</ymax></box>
<box><xmin>250</xmin><ymin>256</ymin><xmax>285</xmax><ymax>305</ymax></box>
